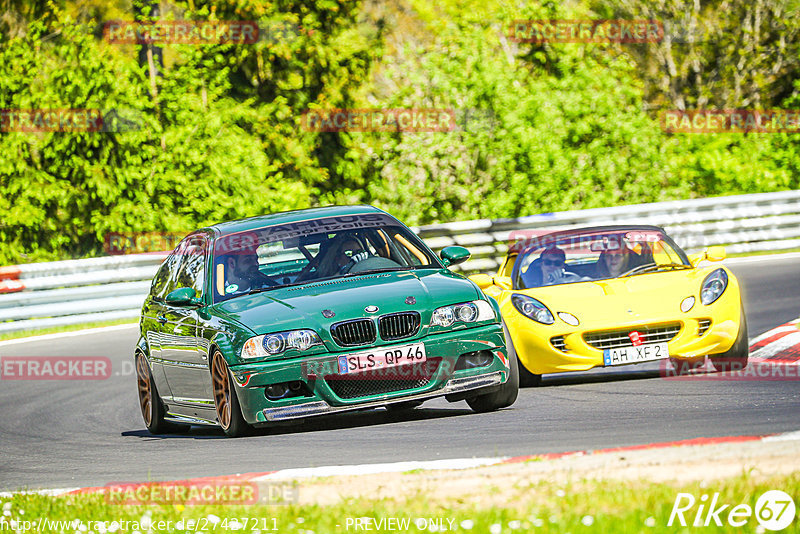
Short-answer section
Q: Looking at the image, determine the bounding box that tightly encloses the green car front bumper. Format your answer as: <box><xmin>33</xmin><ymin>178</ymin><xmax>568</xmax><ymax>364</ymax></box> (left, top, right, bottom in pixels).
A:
<box><xmin>228</xmin><ymin>324</ymin><xmax>509</xmax><ymax>425</ymax></box>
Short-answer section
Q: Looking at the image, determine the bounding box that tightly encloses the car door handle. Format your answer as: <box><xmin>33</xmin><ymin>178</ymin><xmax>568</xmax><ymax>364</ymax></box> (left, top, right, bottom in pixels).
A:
<box><xmin>157</xmin><ymin>315</ymin><xmax>167</xmax><ymax>324</ymax></box>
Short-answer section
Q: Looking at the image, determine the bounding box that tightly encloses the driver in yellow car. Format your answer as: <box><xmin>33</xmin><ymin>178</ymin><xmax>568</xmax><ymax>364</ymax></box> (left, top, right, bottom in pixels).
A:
<box><xmin>539</xmin><ymin>246</ymin><xmax>568</xmax><ymax>285</ymax></box>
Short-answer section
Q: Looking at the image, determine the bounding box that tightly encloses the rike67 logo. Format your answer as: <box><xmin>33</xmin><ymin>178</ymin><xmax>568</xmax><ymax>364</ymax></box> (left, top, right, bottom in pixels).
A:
<box><xmin>669</xmin><ymin>490</ymin><xmax>796</xmax><ymax>530</ymax></box>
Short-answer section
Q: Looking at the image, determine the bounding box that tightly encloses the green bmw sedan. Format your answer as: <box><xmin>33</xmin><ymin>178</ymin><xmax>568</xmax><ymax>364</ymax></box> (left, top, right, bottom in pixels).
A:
<box><xmin>135</xmin><ymin>205</ymin><xmax>518</xmax><ymax>436</ymax></box>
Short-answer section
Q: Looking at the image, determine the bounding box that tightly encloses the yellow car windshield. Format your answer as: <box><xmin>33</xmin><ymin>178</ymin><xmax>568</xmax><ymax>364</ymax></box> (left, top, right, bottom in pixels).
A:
<box><xmin>514</xmin><ymin>228</ymin><xmax>690</xmax><ymax>289</ymax></box>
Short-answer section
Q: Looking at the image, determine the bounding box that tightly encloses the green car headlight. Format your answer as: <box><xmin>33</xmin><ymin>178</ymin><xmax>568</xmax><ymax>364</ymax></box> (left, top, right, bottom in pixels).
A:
<box><xmin>511</xmin><ymin>294</ymin><xmax>555</xmax><ymax>325</ymax></box>
<box><xmin>431</xmin><ymin>300</ymin><xmax>495</xmax><ymax>327</ymax></box>
<box><xmin>700</xmin><ymin>268</ymin><xmax>728</xmax><ymax>305</ymax></box>
<box><xmin>242</xmin><ymin>329</ymin><xmax>322</xmax><ymax>359</ymax></box>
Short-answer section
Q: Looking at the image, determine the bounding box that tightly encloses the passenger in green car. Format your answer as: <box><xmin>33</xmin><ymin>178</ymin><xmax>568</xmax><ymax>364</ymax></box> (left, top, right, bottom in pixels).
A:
<box><xmin>313</xmin><ymin>233</ymin><xmax>370</xmax><ymax>278</ymax></box>
<box><xmin>334</xmin><ymin>236</ymin><xmax>370</xmax><ymax>273</ymax></box>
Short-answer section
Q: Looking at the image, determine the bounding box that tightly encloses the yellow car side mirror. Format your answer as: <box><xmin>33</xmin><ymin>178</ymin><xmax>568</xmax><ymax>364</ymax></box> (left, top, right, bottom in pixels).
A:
<box><xmin>705</xmin><ymin>246</ymin><xmax>726</xmax><ymax>262</ymax></box>
<box><xmin>469</xmin><ymin>274</ymin><xmax>494</xmax><ymax>289</ymax></box>
<box><xmin>689</xmin><ymin>246</ymin><xmax>727</xmax><ymax>266</ymax></box>
<box><xmin>494</xmin><ymin>276</ymin><xmax>513</xmax><ymax>289</ymax></box>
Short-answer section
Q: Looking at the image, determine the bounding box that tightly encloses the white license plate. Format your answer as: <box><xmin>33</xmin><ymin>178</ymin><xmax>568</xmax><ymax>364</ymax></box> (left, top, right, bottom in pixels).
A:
<box><xmin>337</xmin><ymin>342</ymin><xmax>426</xmax><ymax>374</ymax></box>
<box><xmin>603</xmin><ymin>342</ymin><xmax>669</xmax><ymax>366</ymax></box>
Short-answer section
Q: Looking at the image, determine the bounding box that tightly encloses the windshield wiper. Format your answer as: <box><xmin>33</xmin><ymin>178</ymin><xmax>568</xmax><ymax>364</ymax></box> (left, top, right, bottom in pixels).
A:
<box><xmin>248</xmin><ymin>283</ymin><xmax>296</xmax><ymax>294</ymax></box>
<box><xmin>621</xmin><ymin>262</ymin><xmax>692</xmax><ymax>277</ymax></box>
<box><xmin>342</xmin><ymin>267</ymin><xmax>409</xmax><ymax>277</ymax></box>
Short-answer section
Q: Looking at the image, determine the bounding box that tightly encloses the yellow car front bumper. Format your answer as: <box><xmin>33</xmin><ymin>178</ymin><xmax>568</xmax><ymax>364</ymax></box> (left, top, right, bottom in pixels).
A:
<box><xmin>502</xmin><ymin>273</ymin><xmax>744</xmax><ymax>375</ymax></box>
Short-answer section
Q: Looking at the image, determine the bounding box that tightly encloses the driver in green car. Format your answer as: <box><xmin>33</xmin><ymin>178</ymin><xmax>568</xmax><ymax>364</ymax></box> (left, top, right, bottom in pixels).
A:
<box><xmin>217</xmin><ymin>247</ymin><xmax>276</xmax><ymax>298</ymax></box>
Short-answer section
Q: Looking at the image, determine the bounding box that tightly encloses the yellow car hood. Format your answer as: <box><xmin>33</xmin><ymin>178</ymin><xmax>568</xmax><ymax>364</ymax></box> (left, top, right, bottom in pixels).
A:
<box><xmin>518</xmin><ymin>269</ymin><xmax>712</xmax><ymax>327</ymax></box>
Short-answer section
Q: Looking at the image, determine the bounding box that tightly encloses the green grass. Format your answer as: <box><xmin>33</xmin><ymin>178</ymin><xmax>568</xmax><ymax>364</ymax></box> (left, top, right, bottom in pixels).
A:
<box><xmin>0</xmin><ymin>319</ymin><xmax>137</xmax><ymax>341</ymax></box>
<box><xmin>2</xmin><ymin>472</ymin><xmax>798</xmax><ymax>533</ymax></box>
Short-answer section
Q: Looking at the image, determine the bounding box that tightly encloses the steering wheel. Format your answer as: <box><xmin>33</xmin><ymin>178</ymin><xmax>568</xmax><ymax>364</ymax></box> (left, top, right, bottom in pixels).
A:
<box><xmin>338</xmin><ymin>251</ymin><xmax>373</xmax><ymax>274</ymax></box>
<box><xmin>249</xmin><ymin>272</ymin><xmax>280</xmax><ymax>289</ymax></box>
<box><xmin>544</xmin><ymin>269</ymin><xmax>581</xmax><ymax>285</ymax></box>
<box><xmin>344</xmin><ymin>255</ymin><xmax>402</xmax><ymax>274</ymax></box>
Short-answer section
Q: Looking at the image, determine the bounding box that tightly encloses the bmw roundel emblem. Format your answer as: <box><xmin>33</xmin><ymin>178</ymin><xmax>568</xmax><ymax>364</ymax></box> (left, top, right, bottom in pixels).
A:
<box><xmin>365</xmin><ymin>305</ymin><xmax>379</xmax><ymax>313</ymax></box>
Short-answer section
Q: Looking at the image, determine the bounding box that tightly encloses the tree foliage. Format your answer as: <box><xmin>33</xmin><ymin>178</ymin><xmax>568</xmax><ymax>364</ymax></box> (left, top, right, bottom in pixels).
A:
<box><xmin>0</xmin><ymin>0</ymin><xmax>798</xmax><ymax>264</ymax></box>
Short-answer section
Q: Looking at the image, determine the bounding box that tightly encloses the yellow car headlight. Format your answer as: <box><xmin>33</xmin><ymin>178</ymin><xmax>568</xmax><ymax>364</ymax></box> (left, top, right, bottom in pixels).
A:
<box><xmin>700</xmin><ymin>268</ymin><xmax>728</xmax><ymax>305</ymax></box>
<box><xmin>511</xmin><ymin>294</ymin><xmax>554</xmax><ymax>325</ymax></box>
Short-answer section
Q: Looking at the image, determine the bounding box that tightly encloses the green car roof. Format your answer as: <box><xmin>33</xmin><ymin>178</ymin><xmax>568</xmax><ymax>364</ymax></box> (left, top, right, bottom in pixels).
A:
<box><xmin>207</xmin><ymin>205</ymin><xmax>388</xmax><ymax>236</ymax></box>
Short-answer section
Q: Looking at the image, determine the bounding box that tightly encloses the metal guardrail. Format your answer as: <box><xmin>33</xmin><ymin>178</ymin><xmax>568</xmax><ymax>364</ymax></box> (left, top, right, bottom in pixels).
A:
<box><xmin>1</xmin><ymin>189</ymin><xmax>799</xmax><ymax>334</ymax></box>
<box><xmin>414</xmin><ymin>189</ymin><xmax>800</xmax><ymax>273</ymax></box>
<box><xmin>0</xmin><ymin>256</ymin><xmax>166</xmax><ymax>334</ymax></box>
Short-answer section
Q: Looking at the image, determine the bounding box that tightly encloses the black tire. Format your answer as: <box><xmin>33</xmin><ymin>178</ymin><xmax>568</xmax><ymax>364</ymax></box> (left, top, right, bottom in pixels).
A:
<box><xmin>710</xmin><ymin>311</ymin><xmax>749</xmax><ymax>372</ymax></box>
<box><xmin>211</xmin><ymin>350</ymin><xmax>252</xmax><ymax>437</ymax></box>
<box><xmin>466</xmin><ymin>323</ymin><xmax>520</xmax><ymax>413</ymax></box>
<box><xmin>135</xmin><ymin>352</ymin><xmax>189</xmax><ymax>435</ymax></box>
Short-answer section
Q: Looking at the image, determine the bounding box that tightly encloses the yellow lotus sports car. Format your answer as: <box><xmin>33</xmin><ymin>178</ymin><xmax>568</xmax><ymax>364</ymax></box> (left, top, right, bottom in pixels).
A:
<box><xmin>470</xmin><ymin>225</ymin><xmax>748</xmax><ymax>385</ymax></box>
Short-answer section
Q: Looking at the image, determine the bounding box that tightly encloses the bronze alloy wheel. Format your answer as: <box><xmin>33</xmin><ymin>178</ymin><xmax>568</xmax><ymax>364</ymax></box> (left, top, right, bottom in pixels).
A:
<box><xmin>212</xmin><ymin>351</ymin><xmax>232</xmax><ymax>429</ymax></box>
<box><xmin>136</xmin><ymin>353</ymin><xmax>153</xmax><ymax>427</ymax></box>
<box><xmin>135</xmin><ymin>351</ymin><xmax>189</xmax><ymax>435</ymax></box>
<box><xmin>210</xmin><ymin>350</ymin><xmax>251</xmax><ymax>437</ymax></box>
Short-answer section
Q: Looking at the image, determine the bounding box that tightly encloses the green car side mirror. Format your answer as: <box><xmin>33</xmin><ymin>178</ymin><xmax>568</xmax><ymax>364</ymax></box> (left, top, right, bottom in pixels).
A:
<box><xmin>165</xmin><ymin>287</ymin><xmax>202</xmax><ymax>307</ymax></box>
<box><xmin>440</xmin><ymin>246</ymin><xmax>471</xmax><ymax>267</ymax></box>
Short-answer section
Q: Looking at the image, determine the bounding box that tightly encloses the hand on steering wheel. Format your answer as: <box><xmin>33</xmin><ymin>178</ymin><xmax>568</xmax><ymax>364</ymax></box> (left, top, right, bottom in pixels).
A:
<box><xmin>339</xmin><ymin>251</ymin><xmax>371</xmax><ymax>274</ymax></box>
<box><xmin>545</xmin><ymin>268</ymin><xmax>580</xmax><ymax>285</ymax></box>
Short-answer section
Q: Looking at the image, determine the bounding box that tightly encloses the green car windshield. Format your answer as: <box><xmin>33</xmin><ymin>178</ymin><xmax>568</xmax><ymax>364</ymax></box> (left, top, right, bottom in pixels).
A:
<box><xmin>514</xmin><ymin>228</ymin><xmax>690</xmax><ymax>289</ymax></box>
<box><xmin>212</xmin><ymin>213</ymin><xmax>440</xmax><ymax>302</ymax></box>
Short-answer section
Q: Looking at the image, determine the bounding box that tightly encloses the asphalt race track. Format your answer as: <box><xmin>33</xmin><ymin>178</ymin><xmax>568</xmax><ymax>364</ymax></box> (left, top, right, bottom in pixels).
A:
<box><xmin>1</xmin><ymin>256</ymin><xmax>798</xmax><ymax>491</ymax></box>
